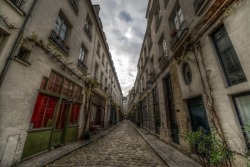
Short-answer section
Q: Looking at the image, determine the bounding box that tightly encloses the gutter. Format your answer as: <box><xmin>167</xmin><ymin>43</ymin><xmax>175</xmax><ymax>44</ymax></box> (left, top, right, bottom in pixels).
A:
<box><xmin>0</xmin><ymin>0</ymin><xmax>39</xmax><ymax>87</ymax></box>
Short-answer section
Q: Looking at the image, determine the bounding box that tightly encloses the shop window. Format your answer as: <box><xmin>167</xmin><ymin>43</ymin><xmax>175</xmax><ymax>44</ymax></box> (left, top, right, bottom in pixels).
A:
<box><xmin>69</xmin><ymin>103</ymin><xmax>80</xmax><ymax>125</ymax></box>
<box><xmin>212</xmin><ymin>25</ymin><xmax>246</xmax><ymax>86</ymax></box>
<box><xmin>40</xmin><ymin>77</ymin><xmax>48</xmax><ymax>89</ymax></box>
<box><xmin>47</xmin><ymin>72</ymin><xmax>63</xmax><ymax>94</ymax></box>
<box><xmin>72</xmin><ymin>84</ymin><xmax>82</xmax><ymax>101</ymax></box>
<box><xmin>62</xmin><ymin>79</ymin><xmax>74</xmax><ymax>97</ymax></box>
<box><xmin>30</xmin><ymin>94</ymin><xmax>58</xmax><ymax>129</ymax></box>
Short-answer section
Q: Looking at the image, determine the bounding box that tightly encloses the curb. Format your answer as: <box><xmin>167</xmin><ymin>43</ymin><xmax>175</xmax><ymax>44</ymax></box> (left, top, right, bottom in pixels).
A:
<box><xmin>130</xmin><ymin>121</ymin><xmax>201</xmax><ymax>167</ymax></box>
<box><xmin>129</xmin><ymin>121</ymin><xmax>170</xmax><ymax>167</ymax></box>
<box><xmin>14</xmin><ymin>123</ymin><xmax>119</xmax><ymax>167</ymax></box>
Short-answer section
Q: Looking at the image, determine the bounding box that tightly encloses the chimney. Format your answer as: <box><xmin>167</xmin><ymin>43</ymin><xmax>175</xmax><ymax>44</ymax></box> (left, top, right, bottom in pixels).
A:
<box><xmin>93</xmin><ymin>5</ymin><xmax>100</xmax><ymax>16</ymax></box>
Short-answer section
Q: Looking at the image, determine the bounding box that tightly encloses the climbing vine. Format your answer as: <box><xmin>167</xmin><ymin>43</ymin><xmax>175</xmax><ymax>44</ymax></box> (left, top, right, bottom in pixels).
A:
<box><xmin>0</xmin><ymin>14</ymin><xmax>18</xmax><ymax>29</ymax></box>
<box><xmin>22</xmin><ymin>32</ymin><xmax>109</xmax><ymax>133</ymax></box>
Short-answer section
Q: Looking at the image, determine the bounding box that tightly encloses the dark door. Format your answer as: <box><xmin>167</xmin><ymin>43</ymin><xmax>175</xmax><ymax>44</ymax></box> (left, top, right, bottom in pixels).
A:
<box><xmin>164</xmin><ymin>75</ymin><xmax>179</xmax><ymax>144</ymax></box>
<box><xmin>187</xmin><ymin>96</ymin><xmax>210</xmax><ymax>134</ymax></box>
<box><xmin>153</xmin><ymin>87</ymin><xmax>160</xmax><ymax>134</ymax></box>
<box><xmin>52</xmin><ymin>100</ymin><xmax>70</xmax><ymax>147</ymax></box>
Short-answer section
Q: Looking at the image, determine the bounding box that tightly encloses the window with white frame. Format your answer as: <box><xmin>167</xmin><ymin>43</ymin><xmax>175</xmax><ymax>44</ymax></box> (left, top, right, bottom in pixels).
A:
<box><xmin>172</xmin><ymin>7</ymin><xmax>185</xmax><ymax>36</ymax></box>
<box><xmin>78</xmin><ymin>44</ymin><xmax>88</xmax><ymax>72</ymax></box>
<box><xmin>78</xmin><ymin>45</ymin><xmax>88</xmax><ymax>63</ymax></box>
<box><xmin>158</xmin><ymin>36</ymin><xmax>168</xmax><ymax>58</ymax></box>
<box><xmin>155</xmin><ymin>4</ymin><xmax>162</xmax><ymax>29</ymax></box>
<box><xmin>84</xmin><ymin>15</ymin><xmax>93</xmax><ymax>39</ymax></box>
<box><xmin>55</xmin><ymin>15</ymin><xmax>69</xmax><ymax>41</ymax></box>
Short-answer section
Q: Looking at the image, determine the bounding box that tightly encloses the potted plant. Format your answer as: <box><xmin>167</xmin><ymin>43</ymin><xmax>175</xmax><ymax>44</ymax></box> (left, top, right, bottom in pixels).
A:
<box><xmin>83</xmin><ymin>131</ymin><xmax>90</xmax><ymax>140</ymax></box>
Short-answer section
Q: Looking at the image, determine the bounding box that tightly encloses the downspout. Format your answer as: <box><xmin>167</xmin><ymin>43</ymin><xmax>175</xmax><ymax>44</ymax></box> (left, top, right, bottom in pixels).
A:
<box><xmin>0</xmin><ymin>0</ymin><xmax>39</xmax><ymax>87</ymax></box>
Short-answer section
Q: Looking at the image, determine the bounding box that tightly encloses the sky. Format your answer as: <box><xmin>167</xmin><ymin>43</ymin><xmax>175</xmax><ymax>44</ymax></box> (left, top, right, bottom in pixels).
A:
<box><xmin>91</xmin><ymin>0</ymin><xmax>148</xmax><ymax>96</ymax></box>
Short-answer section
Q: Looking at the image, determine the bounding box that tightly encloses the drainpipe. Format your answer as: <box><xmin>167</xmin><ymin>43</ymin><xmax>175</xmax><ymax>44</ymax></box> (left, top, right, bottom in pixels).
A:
<box><xmin>0</xmin><ymin>0</ymin><xmax>39</xmax><ymax>87</ymax></box>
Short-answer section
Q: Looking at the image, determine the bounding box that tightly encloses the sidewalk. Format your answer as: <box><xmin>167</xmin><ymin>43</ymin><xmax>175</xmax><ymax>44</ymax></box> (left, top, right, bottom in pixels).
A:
<box><xmin>13</xmin><ymin>124</ymin><xmax>118</xmax><ymax>167</ymax></box>
<box><xmin>131</xmin><ymin>122</ymin><xmax>201</xmax><ymax>167</ymax></box>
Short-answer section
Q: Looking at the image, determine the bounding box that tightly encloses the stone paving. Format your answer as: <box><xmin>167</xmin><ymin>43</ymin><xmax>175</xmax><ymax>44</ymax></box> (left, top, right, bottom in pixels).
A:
<box><xmin>46</xmin><ymin>120</ymin><xmax>167</xmax><ymax>167</ymax></box>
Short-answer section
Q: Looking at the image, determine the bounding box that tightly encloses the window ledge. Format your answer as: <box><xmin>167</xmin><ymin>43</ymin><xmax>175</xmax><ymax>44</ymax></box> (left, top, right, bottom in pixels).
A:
<box><xmin>5</xmin><ymin>0</ymin><xmax>25</xmax><ymax>16</ymax></box>
<box><xmin>15</xmin><ymin>57</ymin><xmax>31</xmax><ymax>66</ymax></box>
<box><xmin>27</xmin><ymin>127</ymin><xmax>53</xmax><ymax>132</ymax></box>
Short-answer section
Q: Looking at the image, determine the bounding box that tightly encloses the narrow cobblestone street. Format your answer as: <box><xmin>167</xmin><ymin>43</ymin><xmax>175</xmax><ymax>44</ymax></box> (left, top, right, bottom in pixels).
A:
<box><xmin>46</xmin><ymin>121</ymin><xmax>166</xmax><ymax>167</ymax></box>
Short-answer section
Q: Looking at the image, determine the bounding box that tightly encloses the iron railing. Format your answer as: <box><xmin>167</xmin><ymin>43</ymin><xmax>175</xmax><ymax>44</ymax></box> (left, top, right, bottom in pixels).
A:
<box><xmin>49</xmin><ymin>30</ymin><xmax>69</xmax><ymax>55</ymax></box>
<box><xmin>170</xmin><ymin>22</ymin><xmax>188</xmax><ymax>48</ymax></box>
<box><xmin>193</xmin><ymin>0</ymin><xmax>206</xmax><ymax>13</ymax></box>
<box><xmin>10</xmin><ymin>0</ymin><xmax>25</xmax><ymax>9</ymax></box>
<box><xmin>68</xmin><ymin>0</ymin><xmax>78</xmax><ymax>14</ymax></box>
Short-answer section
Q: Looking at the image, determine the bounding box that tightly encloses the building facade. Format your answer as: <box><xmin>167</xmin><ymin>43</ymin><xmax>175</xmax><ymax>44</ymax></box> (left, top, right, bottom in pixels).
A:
<box><xmin>128</xmin><ymin>0</ymin><xmax>250</xmax><ymax>165</ymax></box>
<box><xmin>0</xmin><ymin>0</ymin><xmax>122</xmax><ymax>166</ymax></box>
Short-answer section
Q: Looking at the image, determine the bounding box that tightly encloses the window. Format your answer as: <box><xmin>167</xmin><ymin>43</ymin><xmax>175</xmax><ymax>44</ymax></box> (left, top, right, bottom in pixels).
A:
<box><xmin>106</xmin><ymin>61</ymin><xmax>108</xmax><ymax>72</ymax></box>
<box><xmin>62</xmin><ymin>79</ymin><xmax>74</xmax><ymax>97</ymax></box>
<box><xmin>84</xmin><ymin>15</ymin><xmax>93</xmax><ymax>39</ymax></box>
<box><xmin>55</xmin><ymin>15</ymin><xmax>69</xmax><ymax>41</ymax></box>
<box><xmin>173</xmin><ymin>7</ymin><xmax>185</xmax><ymax>36</ymax></box>
<box><xmin>94</xmin><ymin>63</ymin><xmax>99</xmax><ymax>80</ymax></box>
<box><xmin>79</xmin><ymin>45</ymin><xmax>87</xmax><ymax>62</ymax></box>
<box><xmin>102</xmin><ymin>53</ymin><xmax>105</xmax><ymax>65</ymax></box>
<box><xmin>155</xmin><ymin>4</ymin><xmax>162</xmax><ymax>30</ymax></box>
<box><xmin>105</xmin><ymin>78</ymin><xmax>107</xmax><ymax>91</ymax></box>
<box><xmin>78</xmin><ymin>45</ymin><xmax>88</xmax><ymax>72</ymax></box>
<box><xmin>16</xmin><ymin>47</ymin><xmax>30</xmax><ymax>62</ymax></box>
<box><xmin>47</xmin><ymin>72</ymin><xmax>64</xmax><ymax>94</ymax></box>
<box><xmin>170</xmin><ymin>6</ymin><xmax>187</xmax><ymax>48</ymax></box>
<box><xmin>233</xmin><ymin>93</ymin><xmax>250</xmax><ymax>143</ymax></box>
<box><xmin>147</xmin><ymin>31</ymin><xmax>153</xmax><ymax>51</ymax></box>
<box><xmin>100</xmin><ymin>71</ymin><xmax>104</xmax><ymax>88</ymax></box>
<box><xmin>30</xmin><ymin>71</ymin><xmax>82</xmax><ymax>130</ymax></box>
<box><xmin>212</xmin><ymin>26</ymin><xmax>246</xmax><ymax>86</ymax></box>
<box><xmin>158</xmin><ymin>36</ymin><xmax>168</xmax><ymax>59</ymax></box>
<box><xmin>69</xmin><ymin>103</ymin><xmax>80</xmax><ymax>125</ymax></box>
<box><xmin>50</xmin><ymin>13</ymin><xmax>71</xmax><ymax>54</ymax></box>
<box><xmin>97</xmin><ymin>42</ymin><xmax>101</xmax><ymax>56</ymax></box>
<box><xmin>164</xmin><ymin>0</ymin><xmax>169</xmax><ymax>8</ymax></box>
<box><xmin>182</xmin><ymin>62</ymin><xmax>192</xmax><ymax>85</ymax></box>
<box><xmin>68</xmin><ymin>0</ymin><xmax>79</xmax><ymax>14</ymax></box>
<box><xmin>30</xmin><ymin>94</ymin><xmax>58</xmax><ymax>129</ymax></box>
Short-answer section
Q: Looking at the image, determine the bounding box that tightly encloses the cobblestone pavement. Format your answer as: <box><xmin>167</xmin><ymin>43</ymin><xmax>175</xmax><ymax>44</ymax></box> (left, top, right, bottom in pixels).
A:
<box><xmin>46</xmin><ymin>120</ymin><xmax>167</xmax><ymax>167</ymax></box>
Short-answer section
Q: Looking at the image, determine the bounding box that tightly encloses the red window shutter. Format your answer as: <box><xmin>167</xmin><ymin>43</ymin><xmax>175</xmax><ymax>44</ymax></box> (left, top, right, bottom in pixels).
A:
<box><xmin>31</xmin><ymin>93</ymin><xmax>58</xmax><ymax>129</ymax></box>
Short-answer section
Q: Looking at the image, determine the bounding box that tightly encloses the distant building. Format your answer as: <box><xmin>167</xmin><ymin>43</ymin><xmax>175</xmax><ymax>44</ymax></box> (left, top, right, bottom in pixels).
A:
<box><xmin>128</xmin><ymin>0</ymin><xmax>250</xmax><ymax>166</ymax></box>
<box><xmin>122</xmin><ymin>96</ymin><xmax>128</xmax><ymax>118</ymax></box>
<box><xmin>0</xmin><ymin>0</ymin><xmax>122</xmax><ymax>166</ymax></box>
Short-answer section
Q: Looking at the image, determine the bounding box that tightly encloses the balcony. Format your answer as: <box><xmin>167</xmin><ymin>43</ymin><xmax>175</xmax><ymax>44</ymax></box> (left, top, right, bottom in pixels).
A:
<box><xmin>193</xmin><ymin>0</ymin><xmax>208</xmax><ymax>14</ymax></box>
<box><xmin>10</xmin><ymin>0</ymin><xmax>25</xmax><ymax>9</ymax></box>
<box><xmin>49</xmin><ymin>30</ymin><xmax>69</xmax><ymax>55</ymax></box>
<box><xmin>170</xmin><ymin>23</ymin><xmax>188</xmax><ymax>49</ymax></box>
<box><xmin>68</xmin><ymin>0</ymin><xmax>79</xmax><ymax>14</ymax></box>
<box><xmin>77</xmin><ymin>61</ymin><xmax>88</xmax><ymax>73</ymax></box>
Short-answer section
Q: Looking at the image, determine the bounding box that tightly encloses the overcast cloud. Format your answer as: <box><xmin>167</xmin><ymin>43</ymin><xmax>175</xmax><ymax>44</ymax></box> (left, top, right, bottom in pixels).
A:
<box><xmin>91</xmin><ymin>0</ymin><xmax>148</xmax><ymax>96</ymax></box>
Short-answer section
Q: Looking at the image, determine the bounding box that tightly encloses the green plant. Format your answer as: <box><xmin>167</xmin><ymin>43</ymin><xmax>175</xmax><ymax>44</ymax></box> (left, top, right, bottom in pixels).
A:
<box><xmin>186</xmin><ymin>128</ymin><xmax>234</xmax><ymax>167</ymax></box>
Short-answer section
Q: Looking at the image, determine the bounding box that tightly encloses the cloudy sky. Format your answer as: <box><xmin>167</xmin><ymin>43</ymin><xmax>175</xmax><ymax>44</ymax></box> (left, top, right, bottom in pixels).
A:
<box><xmin>91</xmin><ymin>0</ymin><xmax>148</xmax><ymax>96</ymax></box>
